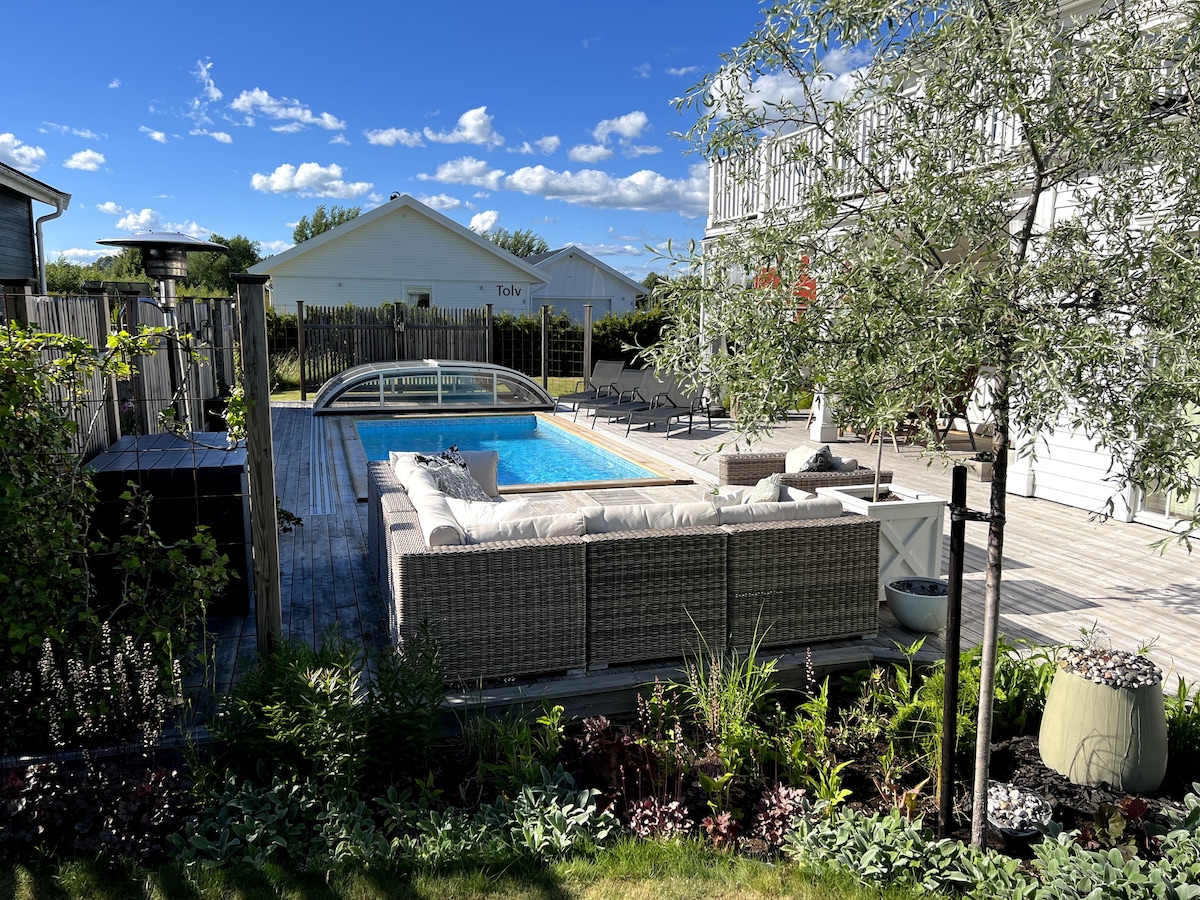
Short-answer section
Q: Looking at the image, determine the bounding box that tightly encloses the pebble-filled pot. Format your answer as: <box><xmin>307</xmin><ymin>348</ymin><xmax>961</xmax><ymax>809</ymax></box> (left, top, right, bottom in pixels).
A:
<box><xmin>1038</xmin><ymin>646</ymin><xmax>1168</xmax><ymax>793</ymax></box>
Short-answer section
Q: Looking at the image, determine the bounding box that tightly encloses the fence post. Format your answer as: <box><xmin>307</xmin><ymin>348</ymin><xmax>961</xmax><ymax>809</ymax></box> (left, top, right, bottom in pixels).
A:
<box><xmin>232</xmin><ymin>273</ymin><xmax>282</xmax><ymax>656</ymax></box>
<box><xmin>96</xmin><ymin>293</ymin><xmax>121</xmax><ymax>442</ymax></box>
<box><xmin>583</xmin><ymin>304</ymin><xmax>593</xmax><ymax>385</ymax></box>
<box><xmin>540</xmin><ymin>305</ymin><xmax>550</xmax><ymax>389</ymax></box>
<box><xmin>296</xmin><ymin>300</ymin><xmax>307</xmax><ymax>401</ymax></box>
<box><xmin>485</xmin><ymin>303</ymin><xmax>494</xmax><ymax>364</ymax></box>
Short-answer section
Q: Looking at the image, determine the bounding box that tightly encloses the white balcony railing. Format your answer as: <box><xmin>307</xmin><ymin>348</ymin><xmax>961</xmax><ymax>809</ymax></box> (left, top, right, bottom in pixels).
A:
<box><xmin>707</xmin><ymin>99</ymin><xmax>1027</xmax><ymax>232</ymax></box>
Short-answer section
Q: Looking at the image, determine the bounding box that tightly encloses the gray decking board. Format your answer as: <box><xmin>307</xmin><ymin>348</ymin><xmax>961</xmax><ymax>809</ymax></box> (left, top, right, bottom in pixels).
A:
<box><xmin>205</xmin><ymin>402</ymin><xmax>1197</xmax><ymax>703</ymax></box>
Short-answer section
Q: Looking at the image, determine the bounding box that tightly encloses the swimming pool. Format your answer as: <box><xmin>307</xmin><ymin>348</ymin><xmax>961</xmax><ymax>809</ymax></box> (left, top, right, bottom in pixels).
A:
<box><xmin>355</xmin><ymin>414</ymin><xmax>657</xmax><ymax>485</ymax></box>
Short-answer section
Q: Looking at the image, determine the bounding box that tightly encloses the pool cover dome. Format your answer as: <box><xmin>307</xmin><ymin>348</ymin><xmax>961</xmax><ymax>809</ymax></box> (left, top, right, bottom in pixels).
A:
<box><xmin>312</xmin><ymin>359</ymin><xmax>555</xmax><ymax>414</ymax></box>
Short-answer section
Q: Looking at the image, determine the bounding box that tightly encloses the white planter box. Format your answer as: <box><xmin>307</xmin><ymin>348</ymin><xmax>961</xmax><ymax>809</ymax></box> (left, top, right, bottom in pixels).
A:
<box><xmin>817</xmin><ymin>484</ymin><xmax>947</xmax><ymax>602</ymax></box>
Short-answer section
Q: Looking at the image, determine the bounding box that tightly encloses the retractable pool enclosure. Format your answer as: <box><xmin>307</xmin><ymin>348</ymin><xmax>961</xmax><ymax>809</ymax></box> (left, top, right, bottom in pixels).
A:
<box><xmin>311</xmin><ymin>360</ymin><xmax>555</xmax><ymax>414</ymax></box>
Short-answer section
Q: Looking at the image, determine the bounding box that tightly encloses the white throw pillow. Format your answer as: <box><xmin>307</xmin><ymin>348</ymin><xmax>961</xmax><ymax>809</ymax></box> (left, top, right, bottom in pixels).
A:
<box><xmin>433</xmin><ymin>464</ymin><xmax>492</xmax><ymax>502</ymax></box>
<box><xmin>710</xmin><ymin>487</ymin><xmax>749</xmax><ymax>507</ymax></box>
<box><xmin>465</xmin><ymin>513</ymin><xmax>585</xmax><ymax>544</ymax></box>
<box><xmin>744</xmin><ymin>473</ymin><xmax>783</xmax><ymax>504</ymax></box>
<box><xmin>718</xmin><ymin>496</ymin><xmax>843</xmax><ymax>525</ymax></box>
<box><xmin>459</xmin><ymin>450</ymin><xmax>500</xmax><ymax>497</ymax></box>
<box><xmin>446</xmin><ymin>497</ymin><xmax>531</xmax><ymax>528</ymax></box>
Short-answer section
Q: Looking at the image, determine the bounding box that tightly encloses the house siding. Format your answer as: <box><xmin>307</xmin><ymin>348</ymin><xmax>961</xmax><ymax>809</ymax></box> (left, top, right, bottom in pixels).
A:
<box><xmin>529</xmin><ymin>250</ymin><xmax>640</xmax><ymax>322</ymax></box>
<box><xmin>261</xmin><ymin>207</ymin><xmax>542</xmax><ymax>315</ymax></box>
<box><xmin>0</xmin><ymin>187</ymin><xmax>36</xmax><ymax>283</ymax></box>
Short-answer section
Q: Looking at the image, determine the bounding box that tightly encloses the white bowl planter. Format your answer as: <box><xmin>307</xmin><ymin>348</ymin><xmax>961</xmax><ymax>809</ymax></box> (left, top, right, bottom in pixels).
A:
<box><xmin>817</xmin><ymin>483</ymin><xmax>947</xmax><ymax>602</ymax></box>
<box><xmin>884</xmin><ymin>577</ymin><xmax>948</xmax><ymax>632</ymax></box>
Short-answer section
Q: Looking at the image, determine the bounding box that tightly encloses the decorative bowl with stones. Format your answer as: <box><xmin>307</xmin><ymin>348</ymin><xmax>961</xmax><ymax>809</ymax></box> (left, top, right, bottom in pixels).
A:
<box><xmin>987</xmin><ymin>780</ymin><xmax>1052</xmax><ymax>839</ymax></box>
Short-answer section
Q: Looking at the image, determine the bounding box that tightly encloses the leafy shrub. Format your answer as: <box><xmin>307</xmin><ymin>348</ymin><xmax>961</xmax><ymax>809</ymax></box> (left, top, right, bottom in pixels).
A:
<box><xmin>460</xmin><ymin>701</ymin><xmax>566</xmax><ymax>796</ymax></box>
<box><xmin>174</xmin><ymin>769</ymin><xmax>384</xmax><ymax>870</ymax></box>
<box><xmin>0</xmin><ymin>626</ymin><xmax>181</xmax><ymax>754</ymax></box>
<box><xmin>785</xmin><ymin>786</ymin><xmax>1200</xmax><ymax>899</ymax></box>
<box><xmin>483</xmin><ymin>765</ymin><xmax>618</xmax><ymax>859</ymax></box>
<box><xmin>208</xmin><ymin>635</ymin><xmax>369</xmax><ymax>791</ymax></box>
<box><xmin>0</xmin><ymin>756</ymin><xmax>195</xmax><ymax>864</ymax></box>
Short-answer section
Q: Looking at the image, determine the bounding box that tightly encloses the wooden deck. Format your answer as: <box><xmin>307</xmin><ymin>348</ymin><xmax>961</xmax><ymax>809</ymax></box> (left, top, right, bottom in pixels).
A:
<box><xmin>207</xmin><ymin>402</ymin><xmax>1199</xmax><ymax>705</ymax></box>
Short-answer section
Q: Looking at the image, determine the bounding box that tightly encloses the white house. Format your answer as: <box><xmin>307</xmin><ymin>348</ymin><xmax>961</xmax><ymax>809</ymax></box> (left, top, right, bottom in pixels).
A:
<box><xmin>700</xmin><ymin>0</ymin><xmax>1198</xmax><ymax>531</ymax></box>
<box><xmin>248</xmin><ymin>194</ymin><xmax>548</xmax><ymax>316</ymax></box>
<box><xmin>526</xmin><ymin>246</ymin><xmax>645</xmax><ymax>322</ymax></box>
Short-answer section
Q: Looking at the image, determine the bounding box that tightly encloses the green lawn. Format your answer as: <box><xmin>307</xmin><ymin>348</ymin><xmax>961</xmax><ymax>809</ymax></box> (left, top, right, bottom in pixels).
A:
<box><xmin>1</xmin><ymin>841</ymin><xmax>934</xmax><ymax>900</ymax></box>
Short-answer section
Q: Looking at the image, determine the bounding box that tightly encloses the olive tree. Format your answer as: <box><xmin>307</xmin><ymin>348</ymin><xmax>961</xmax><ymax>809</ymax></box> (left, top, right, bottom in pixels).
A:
<box><xmin>655</xmin><ymin>0</ymin><xmax>1200</xmax><ymax>842</ymax></box>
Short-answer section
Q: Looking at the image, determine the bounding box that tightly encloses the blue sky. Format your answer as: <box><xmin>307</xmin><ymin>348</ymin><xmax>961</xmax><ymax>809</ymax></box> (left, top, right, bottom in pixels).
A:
<box><xmin>3</xmin><ymin>1</ymin><xmax>765</xmax><ymax>282</ymax></box>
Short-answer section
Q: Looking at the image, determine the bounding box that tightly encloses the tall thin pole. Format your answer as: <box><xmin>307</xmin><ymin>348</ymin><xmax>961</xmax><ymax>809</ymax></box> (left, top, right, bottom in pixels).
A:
<box><xmin>296</xmin><ymin>300</ymin><xmax>307</xmax><ymax>401</ymax></box>
<box><xmin>939</xmin><ymin>465</ymin><xmax>968</xmax><ymax>837</ymax></box>
<box><xmin>583</xmin><ymin>303</ymin><xmax>593</xmax><ymax>387</ymax></box>
<box><xmin>540</xmin><ymin>304</ymin><xmax>550</xmax><ymax>390</ymax></box>
<box><xmin>233</xmin><ymin>273</ymin><xmax>282</xmax><ymax>655</ymax></box>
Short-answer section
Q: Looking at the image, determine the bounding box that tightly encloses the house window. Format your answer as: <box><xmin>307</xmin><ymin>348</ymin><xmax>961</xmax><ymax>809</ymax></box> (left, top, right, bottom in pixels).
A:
<box><xmin>407</xmin><ymin>288</ymin><xmax>431</xmax><ymax>309</ymax></box>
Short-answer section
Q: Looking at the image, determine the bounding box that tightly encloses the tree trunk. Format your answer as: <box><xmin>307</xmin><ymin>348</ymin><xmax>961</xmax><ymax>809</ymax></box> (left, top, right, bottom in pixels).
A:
<box><xmin>971</xmin><ymin>353</ymin><xmax>1010</xmax><ymax>845</ymax></box>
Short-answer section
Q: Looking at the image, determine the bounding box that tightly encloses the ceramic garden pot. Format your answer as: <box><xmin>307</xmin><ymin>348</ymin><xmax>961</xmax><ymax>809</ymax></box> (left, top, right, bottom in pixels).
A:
<box><xmin>1038</xmin><ymin>666</ymin><xmax>1168</xmax><ymax>793</ymax></box>
<box><xmin>884</xmin><ymin>577</ymin><xmax>948</xmax><ymax>632</ymax></box>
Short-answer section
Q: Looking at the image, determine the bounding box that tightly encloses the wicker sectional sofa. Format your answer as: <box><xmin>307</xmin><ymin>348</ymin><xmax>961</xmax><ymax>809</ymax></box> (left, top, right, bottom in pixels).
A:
<box><xmin>367</xmin><ymin>459</ymin><xmax>881</xmax><ymax>684</ymax></box>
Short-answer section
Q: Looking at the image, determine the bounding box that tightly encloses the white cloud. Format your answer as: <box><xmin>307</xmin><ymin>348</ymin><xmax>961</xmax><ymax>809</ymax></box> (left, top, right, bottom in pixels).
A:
<box><xmin>509</xmin><ymin>142</ymin><xmax>534</xmax><ymax>155</ymax></box>
<box><xmin>568</xmin><ymin>144</ymin><xmax>613</xmax><ymax>163</ymax></box>
<box><xmin>194</xmin><ymin>59</ymin><xmax>222</xmax><ymax>103</ymax></box>
<box><xmin>55</xmin><ymin>248</ymin><xmax>109</xmax><ymax>263</ymax></box>
<box><xmin>190</xmin><ymin>128</ymin><xmax>233</xmax><ymax>143</ymax></box>
<box><xmin>667</xmin><ymin>66</ymin><xmax>700</xmax><ymax>77</ymax></box>
<box><xmin>270</xmin><ymin>122</ymin><xmax>306</xmax><ymax>134</ymax></box>
<box><xmin>64</xmin><ymin>149</ymin><xmax>105</xmax><ymax>171</ymax></box>
<box><xmin>505</xmin><ymin>162</ymin><xmax>708</xmax><ymax>217</ymax></box>
<box><xmin>364</xmin><ymin>127</ymin><xmax>424</xmax><ymax>147</ymax></box>
<box><xmin>535</xmin><ymin>135</ymin><xmax>560</xmax><ymax>154</ymax></box>
<box><xmin>417</xmin><ymin>156</ymin><xmax>505</xmax><ymax>191</ymax></box>
<box><xmin>424</xmin><ymin>106</ymin><xmax>503</xmax><ymax>147</ymax></box>
<box><xmin>116</xmin><ymin>208</ymin><xmax>159</xmax><ymax>231</ymax></box>
<box><xmin>42</xmin><ymin>122</ymin><xmax>103</xmax><ymax>140</ymax></box>
<box><xmin>259</xmin><ymin>240</ymin><xmax>293</xmax><ymax>256</ymax></box>
<box><xmin>593</xmin><ymin>111</ymin><xmax>648</xmax><ymax>143</ymax></box>
<box><xmin>230</xmin><ymin>88</ymin><xmax>346</xmax><ymax>131</ymax></box>
<box><xmin>330</xmin><ymin>133</ymin><xmax>350</xmax><ymax>146</ymax></box>
<box><xmin>187</xmin><ymin>60</ymin><xmax>223</xmax><ymax>127</ymax></box>
<box><xmin>96</xmin><ymin>201</ymin><xmax>124</xmax><ymax>215</ymax></box>
<box><xmin>249</xmin><ymin>161</ymin><xmax>373</xmax><ymax>198</ymax></box>
<box><xmin>140</xmin><ymin>126</ymin><xmax>168</xmax><ymax>143</ymax></box>
<box><xmin>624</xmin><ymin>145</ymin><xmax>662</xmax><ymax>157</ymax></box>
<box><xmin>108</xmin><ymin>78</ymin><xmax>121</xmax><ymax>89</ymax></box>
<box><xmin>469</xmin><ymin>210</ymin><xmax>500</xmax><ymax>233</ymax></box>
<box><xmin>572</xmin><ymin>243</ymin><xmax>643</xmax><ymax>257</ymax></box>
<box><xmin>0</xmin><ymin>133</ymin><xmax>47</xmax><ymax>172</ymax></box>
<box><xmin>417</xmin><ymin>193</ymin><xmax>463</xmax><ymax>211</ymax></box>
<box><xmin>633</xmin><ymin>63</ymin><xmax>652</xmax><ymax>79</ymax></box>
<box><xmin>114</xmin><ymin>213</ymin><xmax>210</xmax><ymax>238</ymax></box>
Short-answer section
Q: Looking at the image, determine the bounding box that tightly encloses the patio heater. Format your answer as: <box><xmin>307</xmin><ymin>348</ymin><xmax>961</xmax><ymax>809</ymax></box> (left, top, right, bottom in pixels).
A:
<box><xmin>96</xmin><ymin>232</ymin><xmax>227</xmax><ymax>429</ymax></box>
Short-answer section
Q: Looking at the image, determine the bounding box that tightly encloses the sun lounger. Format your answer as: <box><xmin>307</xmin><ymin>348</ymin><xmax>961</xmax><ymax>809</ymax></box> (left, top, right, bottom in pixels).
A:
<box><xmin>556</xmin><ymin>360</ymin><xmax>626</xmax><ymax>411</ymax></box>
<box><xmin>625</xmin><ymin>373</ymin><xmax>713</xmax><ymax>438</ymax></box>
<box><xmin>588</xmin><ymin>368</ymin><xmax>663</xmax><ymax>428</ymax></box>
<box><xmin>572</xmin><ymin>367</ymin><xmax>649</xmax><ymax>422</ymax></box>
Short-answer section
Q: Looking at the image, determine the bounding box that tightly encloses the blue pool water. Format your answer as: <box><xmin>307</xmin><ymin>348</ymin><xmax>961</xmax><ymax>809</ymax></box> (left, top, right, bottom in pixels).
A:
<box><xmin>355</xmin><ymin>415</ymin><xmax>656</xmax><ymax>485</ymax></box>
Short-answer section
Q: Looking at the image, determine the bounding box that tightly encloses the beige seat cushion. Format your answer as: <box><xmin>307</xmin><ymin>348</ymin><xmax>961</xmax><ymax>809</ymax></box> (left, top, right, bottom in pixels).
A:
<box><xmin>446</xmin><ymin>497</ymin><xmax>532</xmax><ymax>527</ymax></box>
<box><xmin>465</xmin><ymin>513</ymin><xmax>585</xmax><ymax>544</ymax></box>
<box><xmin>718</xmin><ymin>495</ymin><xmax>843</xmax><ymax>525</ymax></box>
<box><xmin>579</xmin><ymin>501</ymin><xmax>719</xmax><ymax>534</ymax></box>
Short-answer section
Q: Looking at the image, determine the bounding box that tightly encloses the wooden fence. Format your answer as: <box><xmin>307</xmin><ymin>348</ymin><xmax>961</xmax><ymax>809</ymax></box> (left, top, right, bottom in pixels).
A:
<box><xmin>297</xmin><ymin>303</ymin><xmax>491</xmax><ymax>393</ymax></box>
<box><xmin>2</xmin><ymin>290</ymin><xmax>235</xmax><ymax>456</ymax></box>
